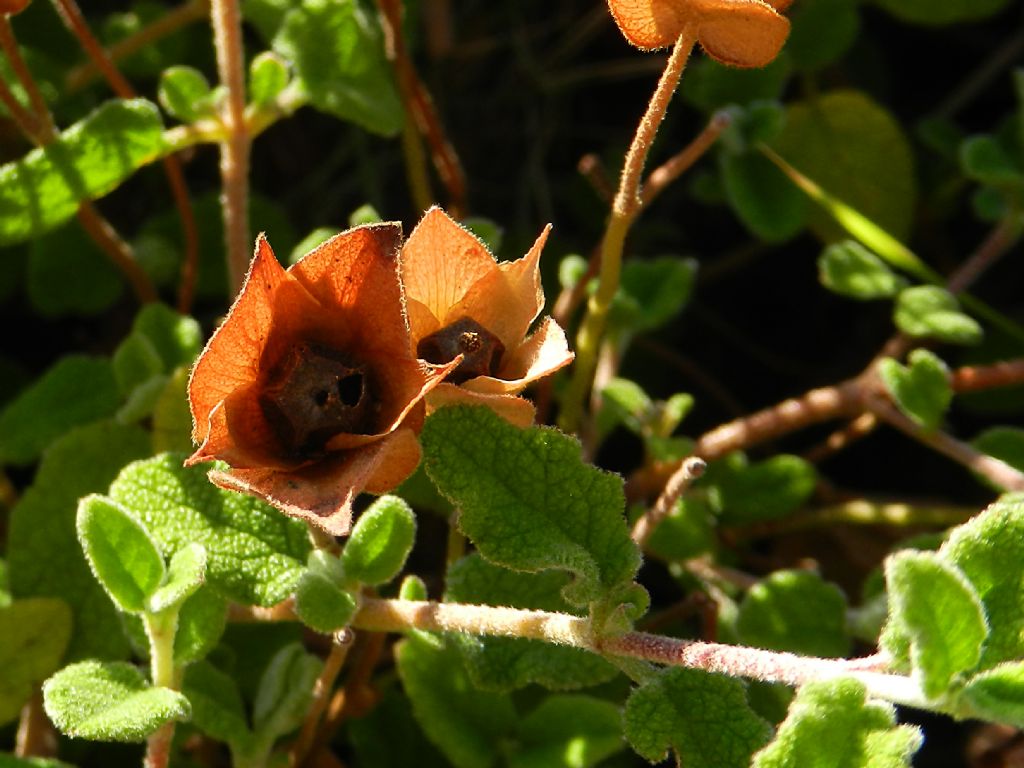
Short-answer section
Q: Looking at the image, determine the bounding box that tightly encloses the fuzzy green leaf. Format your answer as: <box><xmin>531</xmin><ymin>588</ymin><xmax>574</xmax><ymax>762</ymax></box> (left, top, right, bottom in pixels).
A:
<box><xmin>818</xmin><ymin>241</ymin><xmax>905</xmax><ymax>300</ymax></box>
<box><xmin>77</xmin><ymin>495</ymin><xmax>166</xmax><ymax>614</ymax></box>
<box><xmin>157</xmin><ymin>66</ymin><xmax>214</xmax><ymax>122</ymax></box>
<box><xmin>786</xmin><ymin>0</ymin><xmax>859</xmax><ymax>71</ymax></box>
<box><xmin>623</xmin><ymin>668</ymin><xmax>771</xmax><ymax>766</ymax></box>
<box><xmin>0</xmin><ymin>99</ymin><xmax>166</xmax><ymax>245</ymax></box>
<box><xmin>962</xmin><ymin>662</ymin><xmax>1024</xmax><ymax>728</ymax></box>
<box><xmin>894</xmin><ymin>286</ymin><xmax>983</xmax><ymax>345</ymax></box>
<box><xmin>708</xmin><ymin>453</ymin><xmax>817</xmax><ymax>524</ymax></box>
<box><xmin>43</xmin><ymin>660</ymin><xmax>190</xmax><ymax>743</ymax></box>
<box><xmin>7</xmin><ymin>421</ymin><xmax>150</xmax><ymax>660</ymax></box>
<box><xmin>341</xmin><ymin>495</ymin><xmax>416</xmax><ymax>586</ymax></box>
<box><xmin>396</xmin><ymin>632</ymin><xmax>517</xmax><ymax>768</ymax></box>
<box><xmin>347</xmin><ymin>681</ymin><xmax>450</xmax><ymax>768</ymax></box>
<box><xmin>681</xmin><ymin>56</ymin><xmax>790</xmax><ymax>113</ymax></box>
<box><xmin>596</xmin><ymin>377</ymin><xmax>651</xmax><ymax>438</ymax></box>
<box><xmin>252</xmin><ymin>644</ymin><xmax>323</xmax><ymax>749</ymax></box>
<box><xmin>273</xmin><ymin>0</ymin><xmax>403</xmax><ymax>135</ymax></box>
<box><xmin>737</xmin><ymin>570</ymin><xmax>850</xmax><ymax>658</ymax></box>
<box><xmin>0</xmin><ymin>598</ymin><xmax>72</xmax><ymax>725</ymax></box>
<box><xmin>0</xmin><ymin>356</ymin><xmax>120</xmax><ymax>466</ymax></box>
<box><xmin>172</xmin><ymin>587</ymin><xmax>227</xmax><ymax>665</ymax></box>
<box><xmin>444</xmin><ymin>554</ymin><xmax>617</xmax><ymax>692</ymax></box>
<box><xmin>644</xmin><ymin>497</ymin><xmax>717</xmax><ymax>562</ymax></box>
<box><xmin>294</xmin><ymin>551</ymin><xmax>359</xmax><ymax>633</ymax></box>
<box><xmin>972</xmin><ymin>427</ymin><xmax>1024</xmax><ymax>483</ymax></box>
<box><xmin>149</xmin><ymin>542</ymin><xmax>207</xmax><ymax>613</ymax></box>
<box><xmin>422</xmin><ymin>406</ymin><xmax>640</xmax><ymax>606</ymax></box>
<box><xmin>130</xmin><ymin>303</ymin><xmax>203</xmax><ymax>371</ymax></box>
<box><xmin>751</xmin><ymin>678</ymin><xmax>922</xmax><ymax>768</ymax></box>
<box><xmin>877</xmin><ymin>350</ymin><xmax>952</xmax><ymax>431</ymax></box>
<box><xmin>27</xmin><ymin>224</ymin><xmax>124</xmax><ymax>318</ymax></box>
<box><xmin>107</xmin><ymin>454</ymin><xmax>311</xmax><ymax>606</ymax></box>
<box><xmin>940</xmin><ymin>494</ymin><xmax>1024</xmax><ymax>668</ymax></box>
<box><xmin>883</xmin><ymin>551</ymin><xmax>987</xmax><ymax>699</ymax></box>
<box><xmin>112</xmin><ymin>335</ymin><xmax>164</xmax><ymax>398</ymax></box>
<box><xmin>248</xmin><ymin>51</ymin><xmax>290</xmax><ymax>106</ymax></box>
<box><xmin>182</xmin><ymin>661</ymin><xmax>254</xmax><ymax>754</ymax></box>
<box><xmin>511</xmin><ymin>694</ymin><xmax>626</xmax><ymax>768</ymax></box>
<box><xmin>152</xmin><ymin>367</ymin><xmax>194</xmax><ymax>454</ymax></box>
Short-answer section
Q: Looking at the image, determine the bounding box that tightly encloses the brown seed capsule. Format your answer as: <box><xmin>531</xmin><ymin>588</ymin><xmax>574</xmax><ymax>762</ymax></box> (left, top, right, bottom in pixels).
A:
<box><xmin>417</xmin><ymin>316</ymin><xmax>505</xmax><ymax>384</ymax></box>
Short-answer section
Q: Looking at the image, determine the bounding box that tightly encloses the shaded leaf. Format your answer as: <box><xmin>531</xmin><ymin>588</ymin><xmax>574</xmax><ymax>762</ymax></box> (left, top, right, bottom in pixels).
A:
<box><xmin>872</xmin><ymin>0</ymin><xmax>1012</xmax><ymax>26</ymax></box>
<box><xmin>0</xmin><ymin>598</ymin><xmax>72</xmax><ymax>725</ymax></box>
<box><xmin>149</xmin><ymin>542</ymin><xmax>207</xmax><ymax>613</ymax></box>
<box><xmin>182</xmin><ymin>660</ymin><xmax>254</xmax><ymax>754</ymax></box>
<box><xmin>708</xmin><ymin>452</ymin><xmax>817</xmax><ymax>525</ymax></box>
<box><xmin>252</xmin><ymin>643</ymin><xmax>322</xmax><ymax>748</ymax></box>
<box><xmin>511</xmin><ymin>694</ymin><xmax>625</xmax><ymax>768</ymax></box>
<box><xmin>720</xmin><ymin>149</ymin><xmax>807</xmax><ymax>242</ymax></box>
<box><xmin>27</xmin><ymin>223</ymin><xmax>124</xmax><ymax>317</ymax></box>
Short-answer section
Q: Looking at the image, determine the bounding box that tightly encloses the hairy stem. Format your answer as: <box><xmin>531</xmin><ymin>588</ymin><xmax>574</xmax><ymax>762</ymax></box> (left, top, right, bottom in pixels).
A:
<box><xmin>290</xmin><ymin>630</ymin><xmax>354</xmax><ymax>768</ymax></box>
<box><xmin>143</xmin><ymin>610</ymin><xmax>179</xmax><ymax>768</ymax></box>
<box><xmin>210</xmin><ymin>0</ymin><xmax>251</xmax><ymax>296</ymax></box>
<box><xmin>560</xmin><ymin>29</ymin><xmax>697</xmax><ymax>432</ymax></box>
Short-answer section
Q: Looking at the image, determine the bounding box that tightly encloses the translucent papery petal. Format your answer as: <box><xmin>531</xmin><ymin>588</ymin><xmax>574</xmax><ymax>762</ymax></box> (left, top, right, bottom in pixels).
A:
<box><xmin>402</xmin><ymin>207</ymin><xmax>499</xmax><ymax>344</ymax></box>
<box><xmin>185</xmin><ymin>393</ymin><xmax>296</xmax><ymax>471</ymax></box>
<box><xmin>425</xmin><ymin>384</ymin><xmax>537</xmax><ymax>428</ymax></box>
<box><xmin>694</xmin><ymin>0</ymin><xmax>789</xmax><ymax>68</ymax></box>
<box><xmin>289</xmin><ymin>222</ymin><xmax>411</xmax><ymax>358</ymax></box>
<box><xmin>206</xmin><ymin>429</ymin><xmax>418</xmax><ymax>536</ymax></box>
<box><xmin>188</xmin><ymin>237</ymin><xmax>319</xmax><ymax>448</ymax></box>
<box><xmin>606</xmin><ymin>0</ymin><xmax>689</xmax><ymax>50</ymax></box>
<box><xmin>461</xmin><ymin>317</ymin><xmax>574</xmax><ymax>395</ymax></box>
<box><xmin>446</xmin><ymin>225</ymin><xmax>550</xmax><ymax>352</ymax></box>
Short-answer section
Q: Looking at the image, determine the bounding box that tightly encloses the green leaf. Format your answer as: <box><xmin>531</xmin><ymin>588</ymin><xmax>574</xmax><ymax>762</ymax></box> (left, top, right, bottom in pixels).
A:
<box><xmin>444</xmin><ymin>554</ymin><xmax>617</xmax><ymax>691</ymax></box>
<box><xmin>341</xmin><ymin>495</ymin><xmax>416</xmax><ymax>586</ymax></box>
<box><xmin>871</xmin><ymin>0</ymin><xmax>1012</xmax><ymax>25</ymax></box>
<box><xmin>107</xmin><ymin>454</ymin><xmax>311</xmax><ymax>606</ymax></box>
<box><xmin>42</xmin><ymin>660</ymin><xmax>190</xmax><ymax>743</ymax></box>
<box><xmin>182</xmin><ymin>660</ymin><xmax>254</xmax><ymax>755</ymax></box>
<box><xmin>0</xmin><ymin>598</ymin><xmax>72</xmax><ymax>725</ymax></box>
<box><xmin>0</xmin><ymin>756</ymin><xmax>76</xmax><ymax>768</ymax></box>
<box><xmin>962</xmin><ymin>662</ymin><xmax>1024</xmax><ymax>728</ymax></box>
<box><xmin>76</xmin><ymin>495</ymin><xmax>166</xmax><ymax>614</ymax></box>
<box><xmin>251</xmin><ymin>643</ymin><xmax>322</xmax><ymax>751</ymax></box>
<box><xmin>596</xmin><ymin>377</ymin><xmax>651</xmax><ymax>439</ymax></box>
<box><xmin>786</xmin><ymin>0</ymin><xmax>859</xmax><ymax>72</ymax></box>
<box><xmin>0</xmin><ymin>99</ymin><xmax>167</xmax><ymax>245</ymax></box>
<box><xmin>130</xmin><ymin>303</ymin><xmax>203</xmax><ymax>371</ymax></box>
<box><xmin>737</xmin><ymin>570</ymin><xmax>850</xmax><ymax>658</ymax></box>
<box><xmin>707</xmin><ymin>452</ymin><xmax>817</xmax><ymax>525</ymax></box>
<box><xmin>421</xmin><ymin>406</ymin><xmax>640</xmax><ymax>606</ymax></box>
<box><xmin>157</xmin><ymin>65</ymin><xmax>214</xmax><ymax>122</ymax></box>
<box><xmin>883</xmin><ymin>551</ymin><xmax>987</xmax><ymax>699</ymax></box>
<box><xmin>396</xmin><ymin>632</ymin><xmax>517</xmax><ymax>768</ymax></box>
<box><xmin>7</xmin><ymin>421</ymin><xmax>150</xmax><ymax>660</ymax></box>
<box><xmin>347</xmin><ymin>680</ymin><xmax>450</xmax><ymax>768</ymax></box>
<box><xmin>643</xmin><ymin>497</ymin><xmax>717</xmax><ymax>562</ymax></box>
<box><xmin>751</xmin><ymin>678</ymin><xmax>922</xmax><ymax>768</ymax></box>
<box><xmin>510</xmin><ymin>694</ymin><xmax>625</xmax><ymax>768</ymax></box>
<box><xmin>960</xmin><ymin>135</ymin><xmax>1024</xmax><ymax>186</ymax></box>
<box><xmin>248</xmin><ymin>51</ymin><xmax>290</xmax><ymax>106</ymax></box>
<box><xmin>152</xmin><ymin>367</ymin><xmax>194</xmax><ymax>454</ymax></box>
<box><xmin>720</xmin><ymin>149</ymin><xmax>807</xmax><ymax>242</ymax></box>
<box><xmin>973</xmin><ymin>427</ymin><xmax>1024</xmax><ymax>481</ymax></box>
<box><xmin>770</xmin><ymin>90</ymin><xmax>916</xmax><ymax>242</ymax></box>
<box><xmin>294</xmin><ymin>551</ymin><xmax>359</xmax><ymax>633</ymax></box>
<box><xmin>623</xmin><ymin>667</ymin><xmax>771</xmax><ymax>766</ymax></box>
<box><xmin>939</xmin><ymin>494</ymin><xmax>1024</xmax><ymax>668</ymax></box>
<box><xmin>173</xmin><ymin>587</ymin><xmax>227</xmax><ymax>665</ymax></box>
<box><xmin>0</xmin><ymin>356</ymin><xmax>120</xmax><ymax>466</ymax></box>
<box><xmin>149</xmin><ymin>542</ymin><xmax>207</xmax><ymax>613</ymax></box>
<box><xmin>610</xmin><ymin>257</ymin><xmax>698</xmax><ymax>333</ymax></box>
<box><xmin>112</xmin><ymin>334</ymin><xmax>164</xmax><ymax>398</ymax></box>
<box><xmin>273</xmin><ymin>0</ymin><xmax>403</xmax><ymax>135</ymax></box>
<box><xmin>818</xmin><ymin>241</ymin><xmax>906</xmax><ymax>300</ymax></box>
<box><xmin>27</xmin><ymin>223</ymin><xmax>124</xmax><ymax>317</ymax></box>
<box><xmin>681</xmin><ymin>55</ymin><xmax>791</xmax><ymax>113</ymax></box>
<box><xmin>894</xmin><ymin>286</ymin><xmax>983</xmax><ymax>345</ymax></box>
<box><xmin>877</xmin><ymin>350</ymin><xmax>952</xmax><ymax>431</ymax></box>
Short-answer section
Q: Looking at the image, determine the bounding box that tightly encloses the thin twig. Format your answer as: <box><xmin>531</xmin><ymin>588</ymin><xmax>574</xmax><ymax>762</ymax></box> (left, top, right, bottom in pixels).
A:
<box><xmin>15</xmin><ymin>690</ymin><xmax>56</xmax><ymax>758</ymax></box>
<box><xmin>946</xmin><ymin>213</ymin><xmax>1023</xmax><ymax>295</ymax></box>
<box><xmin>632</xmin><ymin>456</ymin><xmax>705</xmax><ymax>546</ymax></box>
<box><xmin>0</xmin><ymin>74</ymin><xmax>45</xmax><ymax>143</ymax></box>
<box><xmin>0</xmin><ymin>17</ymin><xmax>54</xmax><ymax>138</ymax></box>
<box><xmin>803</xmin><ymin>412</ymin><xmax>879</xmax><ymax>463</ymax></box>
<box><xmin>77</xmin><ymin>203</ymin><xmax>159</xmax><ymax>302</ymax></box>
<box><xmin>290</xmin><ymin>630</ymin><xmax>354</xmax><ymax>768</ymax></box>
<box><xmin>51</xmin><ymin>0</ymin><xmax>200</xmax><ymax>312</ymax></box>
<box><xmin>638</xmin><ymin>108</ymin><xmax>731</xmax><ymax>211</ymax></box>
<box><xmin>65</xmin><ymin>0</ymin><xmax>210</xmax><ymax>93</ymax></box>
<box><xmin>210</xmin><ymin>0</ymin><xmax>251</xmax><ymax>296</ymax></box>
<box><xmin>316</xmin><ymin>629</ymin><xmax>387</xmax><ymax>749</ymax></box>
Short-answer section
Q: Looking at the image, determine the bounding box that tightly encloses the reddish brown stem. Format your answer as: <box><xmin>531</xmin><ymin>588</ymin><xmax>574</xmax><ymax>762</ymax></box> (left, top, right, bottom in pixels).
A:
<box><xmin>638</xmin><ymin>108</ymin><xmax>731</xmax><ymax>211</ymax></box>
<box><xmin>290</xmin><ymin>630</ymin><xmax>354</xmax><ymax>768</ymax></box>
<box><xmin>77</xmin><ymin>203</ymin><xmax>158</xmax><ymax>302</ymax></box>
<box><xmin>377</xmin><ymin>0</ymin><xmax>467</xmax><ymax>217</ymax></box>
<box><xmin>0</xmin><ymin>17</ymin><xmax>54</xmax><ymax>137</ymax></box>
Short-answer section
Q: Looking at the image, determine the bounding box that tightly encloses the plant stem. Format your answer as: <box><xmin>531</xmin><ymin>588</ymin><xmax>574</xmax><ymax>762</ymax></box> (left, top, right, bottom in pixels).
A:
<box><xmin>559</xmin><ymin>28</ymin><xmax>697</xmax><ymax>432</ymax></box>
<box><xmin>143</xmin><ymin>610</ymin><xmax>179</xmax><ymax>768</ymax></box>
<box><xmin>209</xmin><ymin>0</ymin><xmax>251</xmax><ymax>297</ymax></box>
<box><xmin>290</xmin><ymin>630</ymin><xmax>354</xmax><ymax>768</ymax></box>
<box><xmin>77</xmin><ymin>203</ymin><xmax>159</xmax><ymax>303</ymax></box>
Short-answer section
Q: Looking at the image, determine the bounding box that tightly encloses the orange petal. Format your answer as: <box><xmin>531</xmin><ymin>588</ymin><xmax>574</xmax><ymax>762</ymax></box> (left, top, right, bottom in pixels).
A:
<box><xmin>694</xmin><ymin>0</ymin><xmax>790</xmax><ymax>68</ymax></box>
<box><xmin>363</xmin><ymin>427</ymin><xmax>423</xmax><ymax>494</ymax></box>
<box><xmin>189</xmin><ymin>236</ymin><xmax>292</xmax><ymax>446</ymax></box>
<box><xmin>606</xmin><ymin>0</ymin><xmax>691</xmax><ymax>50</ymax></box>
<box><xmin>447</xmin><ymin>224</ymin><xmax>550</xmax><ymax>352</ymax></box>
<box><xmin>402</xmin><ymin>207</ymin><xmax>499</xmax><ymax>345</ymax></box>
<box><xmin>289</xmin><ymin>222</ymin><xmax>410</xmax><ymax>357</ymax></box>
<box><xmin>426</xmin><ymin>384</ymin><xmax>537</xmax><ymax>428</ymax></box>
<box><xmin>462</xmin><ymin>317</ymin><xmax>574</xmax><ymax>395</ymax></box>
<box><xmin>206</xmin><ymin>434</ymin><xmax>408</xmax><ymax>536</ymax></box>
